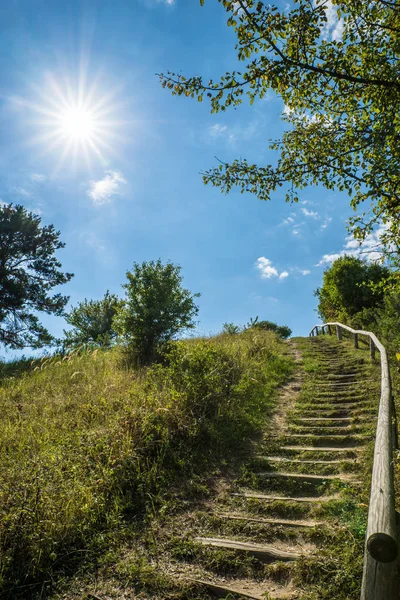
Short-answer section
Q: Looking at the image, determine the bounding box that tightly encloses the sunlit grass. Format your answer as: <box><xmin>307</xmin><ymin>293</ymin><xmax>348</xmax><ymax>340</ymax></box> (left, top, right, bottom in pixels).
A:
<box><xmin>0</xmin><ymin>330</ymin><xmax>293</xmax><ymax>596</ymax></box>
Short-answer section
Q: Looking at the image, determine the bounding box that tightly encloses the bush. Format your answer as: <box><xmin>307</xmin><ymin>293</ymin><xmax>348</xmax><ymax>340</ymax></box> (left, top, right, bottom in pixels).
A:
<box><xmin>221</xmin><ymin>322</ymin><xmax>241</xmax><ymax>335</ymax></box>
<box><xmin>114</xmin><ymin>260</ymin><xmax>200</xmax><ymax>364</ymax></box>
<box><xmin>247</xmin><ymin>317</ymin><xmax>292</xmax><ymax>339</ymax></box>
<box><xmin>64</xmin><ymin>291</ymin><xmax>123</xmax><ymax>348</ymax></box>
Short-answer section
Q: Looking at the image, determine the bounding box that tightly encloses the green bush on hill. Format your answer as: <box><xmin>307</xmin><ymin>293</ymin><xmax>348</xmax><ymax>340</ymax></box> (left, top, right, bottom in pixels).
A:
<box><xmin>64</xmin><ymin>291</ymin><xmax>123</xmax><ymax>348</ymax></box>
<box><xmin>0</xmin><ymin>329</ymin><xmax>293</xmax><ymax>595</ymax></box>
<box><xmin>113</xmin><ymin>259</ymin><xmax>200</xmax><ymax>365</ymax></box>
<box><xmin>247</xmin><ymin>317</ymin><xmax>292</xmax><ymax>339</ymax></box>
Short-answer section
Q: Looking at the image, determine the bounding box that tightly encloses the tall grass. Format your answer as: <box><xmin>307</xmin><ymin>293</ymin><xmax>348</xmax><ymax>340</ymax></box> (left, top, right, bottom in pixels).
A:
<box><xmin>0</xmin><ymin>330</ymin><xmax>293</xmax><ymax>596</ymax></box>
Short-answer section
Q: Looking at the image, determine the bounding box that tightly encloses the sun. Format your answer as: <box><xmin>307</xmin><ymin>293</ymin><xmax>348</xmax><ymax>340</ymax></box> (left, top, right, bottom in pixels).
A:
<box><xmin>23</xmin><ymin>71</ymin><xmax>126</xmax><ymax>171</ymax></box>
<box><xmin>59</xmin><ymin>106</ymin><xmax>96</xmax><ymax>141</ymax></box>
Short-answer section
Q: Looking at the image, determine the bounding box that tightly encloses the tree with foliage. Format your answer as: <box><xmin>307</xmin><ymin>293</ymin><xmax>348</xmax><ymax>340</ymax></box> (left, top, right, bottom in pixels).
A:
<box><xmin>64</xmin><ymin>291</ymin><xmax>123</xmax><ymax>348</ymax></box>
<box><xmin>315</xmin><ymin>255</ymin><xmax>390</xmax><ymax>326</ymax></box>
<box><xmin>247</xmin><ymin>316</ymin><xmax>291</xmax><ymax>339</ymax></box>
<box><xmin>0</xmin><ymin>204</ymin><xmax>73</xmax><ymax>349</ymax></box>
<box><xmin>114</xmin><ymin>259</ymin><xmax>200</xmax><ymax>364</ymax></box>
<box><xmin>222</xmin><ymin>322</ymin><xmax>241</xmax><ymax>335</ymax></box>
<box><xmin>160</xmin><ymin>1</ymin><xmax>400</xmax><ymax>261</ymax></box>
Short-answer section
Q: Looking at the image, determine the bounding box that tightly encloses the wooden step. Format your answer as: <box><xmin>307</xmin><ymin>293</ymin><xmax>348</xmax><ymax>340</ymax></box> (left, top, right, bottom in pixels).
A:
<box><xmin>297</xmin><ymin>402</ymin><xmax>369</xmax><ymax>410</ymax></box>
<box><xmin>313</xmin><ymin>380</ymin><xmax>374</xmax><ymax>387</ymax></box>
<box><xmin>283</xmin><ymin>445</ymin><xmax>359</xmax><ymax>453</ymax></box>
<box><xmin>195</xmin><ymin>537</ymin><xmax>302</xmax><ymax>562</ymax></box>
<box><xmin>288</xmin><ymin>434</ymin><xmax>365</xmax><ymax>440</ymax></box>
<box><xmin>289</xmin><ymin>426</ymin><xmax>354</xmax><ymax>434</ymax></box>
<box><xmin>295</xmin><ymin>417</ymin><xmax>352</xmax><ymax>422</ymax></box>
<box><xmin>232</xmin><ymin>491</ymin><xmax>337</xmax><ymax>503</ymax></box>
<box><xmin>254</xmin><ymin>471</ymin><xmax>354</xmax><ymax>484</ymax></box>
<box><xmin>313</xmin><ymin>371</ymin><xmax>362</xmax><ymax>383</ymax></box>
<box><xmin>194</xmin><ymin>579</ymin><xmax>272</xmax><ymax>600</ymax></box>
<box><xmin>217</xmin><ymin>513</ymin><xmax>324</xmax><ymax>528</ymax></box>
<box><xmin>259</xmin><ymin>456</ymin><xmax>354</xmax><ymax>465</ymax></box>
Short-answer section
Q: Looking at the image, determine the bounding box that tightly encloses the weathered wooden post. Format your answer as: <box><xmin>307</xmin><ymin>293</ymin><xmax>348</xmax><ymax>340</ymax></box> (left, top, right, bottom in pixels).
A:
<box><xmin>337</xmin><ymin>325</ymin><xmax>342</xmax><ymax>340</ymax></box>
<box><xmin>354</xmin><ymin>333</ymin><xmax>359</xmax><ymax>349</ymax></box>
<box><xmin>327</xmin><ymin>324</ymin><xmax>332</xmax><ymax>335</ymax></box>
<box><xmin>370</xmin><ymin>338</ymin><xmax>376</xmax><ymax>360</ymax></box>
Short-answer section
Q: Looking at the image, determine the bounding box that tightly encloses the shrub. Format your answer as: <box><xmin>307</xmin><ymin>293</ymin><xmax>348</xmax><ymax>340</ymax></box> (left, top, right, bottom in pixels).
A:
<box><xmin>221</xmin><ymin>322</ymin><xmax>241</xmax><ymax>335</ymax></box>
<box><xmin>114</xmin><ymin>260</ymin><xmax>200</xmax><ymax>364</ymax></box>
<box><xmin>64</xmin><ymin>291</ymin><xmax>123</xmax><ymax>348</ymax></box>
<box><xmin>247</xmin><ymin>317</ymin><xmax>292</xmax><ymax>339</ymax></box>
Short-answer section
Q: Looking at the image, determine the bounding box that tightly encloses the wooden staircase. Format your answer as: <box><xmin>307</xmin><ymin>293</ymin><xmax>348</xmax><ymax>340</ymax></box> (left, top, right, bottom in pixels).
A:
<box><xmin>159</xmin><ymin>335</ymin><xmax>380</xmax><ymax>599</ymax></box>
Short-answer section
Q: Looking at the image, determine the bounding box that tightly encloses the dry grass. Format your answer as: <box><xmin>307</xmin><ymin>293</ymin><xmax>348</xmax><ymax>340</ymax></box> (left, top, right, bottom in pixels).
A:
<box><xmin>0</xmin><ymin>330</ymin><xmax>293</xmax><ymax>597</ymax></box>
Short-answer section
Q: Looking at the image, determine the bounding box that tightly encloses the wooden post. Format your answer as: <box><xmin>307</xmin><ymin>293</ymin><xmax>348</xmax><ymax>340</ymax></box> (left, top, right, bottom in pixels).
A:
<box><xmin>354</xmin><ymin>333</ymin><xmax>359</xmax><ymax>349</ymax></box>
<box><xmin>392</xmin><ymin>396</ymin><xmax>398</xmax><ymax>451</ymax></box>
<box><xmin>337</xmin><ymin>325</ymin><xmax>342</xmax><ymax>340</ymax></box>
<box><xmin>370</xmin><ymin>338</ymin><xmax>376</xmax><ymax>360</ymax></box>
<box><xmin>327</xmin><ymin>324</ymin><xmax>332</xmax><ymax>335</ymax></box>
<box><xmin>316</xmin><ymin>327</ymin><xmax>319</xmax><ymax>336</ymax></box>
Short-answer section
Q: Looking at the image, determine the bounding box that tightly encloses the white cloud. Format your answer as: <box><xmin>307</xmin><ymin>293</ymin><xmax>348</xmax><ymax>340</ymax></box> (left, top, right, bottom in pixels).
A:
<box><xmin>317</xmin><ymin>223</ymin><xmax>389</xmax><ymax>266</ymax></box>
<box><xmin>147</xmin><ymin>0</ymin><xmax>175</xmax><ymax>5</ymax></box>
<box><xmin>301</xmin><ymin>207</ymin><xmax>319</xmax><ymax>219</ymax></box>
<box><xmin>315</xmin><ymin>0</ymin><xmax>344</xmax><ymax>41</ymax></box>
<box><xmin>87</xmin><ymin>170</ymin><xmax>126</xmax><ymax>206</ymax></box>
<box><xmin>282</xmin><ymin>216</ymin><xmax>295</xmax><ymax>225</ymax></box>
<box><xmin>30</xmin><ymin>173</ymin><xmax>46</xmax><ymax>183</ymax></box>
<box><xmin>301</xmin><ymin>269</ymin><xmax>311</xmax><ymax>275</ymax></box>
<box><xmin>13</xmin><ymin>187</ymin><xmax>31</xmax><ymax>198</ymax></box>
<box><xmin>209</xmin><ymin>124</ymin><xmax>228</xmax><ymax>138</ymax></box>
<box><xmin>321</xmin><ymin>217</ymin><xmax>332</xmax><ymax>229</ymax></box>
<box><xmin>208</xmin><ymin>120</ymin><xmax>260</xmax><ymax>145</ymax></box>
<box><xmin>85</xmin><ymin>232</ymin><xmax>106</xmax><ymax>253</ymax></box>
<box><xmin>332</xmin><ymin>18</ymin><xmax>344</xmax><ymax>41</ymax></box>
<box><xmin>256</xmin><ymin>257</ymin><xmax>278</xmax><ymax>279</ymax></box>
<box><xmin>256</xmin><ymin>257</ymin><xmax>289</xmax><ymax>281</ymax></box>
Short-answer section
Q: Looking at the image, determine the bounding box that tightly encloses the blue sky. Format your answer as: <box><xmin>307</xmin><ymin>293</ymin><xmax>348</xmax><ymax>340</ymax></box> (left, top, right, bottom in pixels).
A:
<box><xmin>0</xmin><ymin>0</ymin><xmax>375</xmax><ymax>355</ymax></box>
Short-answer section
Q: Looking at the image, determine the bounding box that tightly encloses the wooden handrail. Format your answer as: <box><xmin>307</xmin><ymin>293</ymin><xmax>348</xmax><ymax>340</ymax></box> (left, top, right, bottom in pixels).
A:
<box><xmin>309</xmin><ymin>323</ymin><xmax>399</xmax><ymax>600</ymax></box>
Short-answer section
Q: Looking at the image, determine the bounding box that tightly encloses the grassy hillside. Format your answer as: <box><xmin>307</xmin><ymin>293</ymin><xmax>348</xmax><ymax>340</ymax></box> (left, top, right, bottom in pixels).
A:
<box><xmin>0</xmin><ymin>330</ymin><xmax>293</xmax><ymax>598</ymax></box>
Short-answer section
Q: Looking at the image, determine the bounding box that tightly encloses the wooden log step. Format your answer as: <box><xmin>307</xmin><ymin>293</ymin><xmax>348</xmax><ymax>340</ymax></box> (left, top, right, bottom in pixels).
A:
<box><xmin>216</xmin><ymin>512</ymin><xmax>324</xmax><ymax>528</ymax></box>
<box><xmin>293</xmin><ymin>420</ymin><xmax>353</xmax><ymax>427</ymax></box>
<box><xmin>194</xmin><ymin>537</ymin><xmax>303</xmax><ymax>562</ymax></box>
<box><xmin>310</xmin><ymin>394</ymin><xmax>367</xmax><ymax>401</ymax></box>
<box><xmin>295</xmin><ymin>417</ymin><xmax>352</xmax><ymax>422</ymax></box>
<box><xmin>232</xmin><ymin>491</ymin><xmax>337</xmax><ymax>503</ymax></box>
<box><xmin>297</xmin><ymin>402</ymin><xmax>369</xmax><ymax>410</ymax></box>
<box><xmin>285</xmin><ymin>436</ymin><xmax>365</xmax><ymax>448</ymax></box>
<box><xmin>194</xmin><ymin>579</ymin><xmax>276</xmax><ymax>600</ymax></box>
<box><xmin>313</xmin><ymin>380</ymin><xmax>374</xmax><ymax>386</ymax></box>
<box><xmin>312</xmin><ymin>394</ymin><xmax>367</xmax><ymax>400</ymax></box>
<box><xmin>314</xmin><ymin>371</ymin><xmax>361</xmax><ymax>383</ymax></box>
<box><xmin>289</xmin><ymin>426</ymin><xmax>354</xmax><ymax>433</ymax></box>
<box><xmin>259</xmin><ymin>456</ymin><xmax>354</xmax><ymax>465</ymax></box>
<box><xmin>283</xmin><ymin>445</ymin><xmax>359</xmax><ymax>453</ymax></box>
<box><xmin>288</xmin><ymin>433</ymin><xmax>365</xmax><ymax>440</ymax></box>
<box><xmin>254</xmin><ymin>471</ymin><xmax>356</xmax><ymax>484</ymax></box>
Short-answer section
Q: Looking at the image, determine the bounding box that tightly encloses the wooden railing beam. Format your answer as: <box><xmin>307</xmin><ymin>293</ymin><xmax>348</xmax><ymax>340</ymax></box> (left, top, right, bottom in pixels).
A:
<box><xmin>309</xmin><ymin>321</ymin><xmax>399</xmax><ymax>600</ymax></box>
